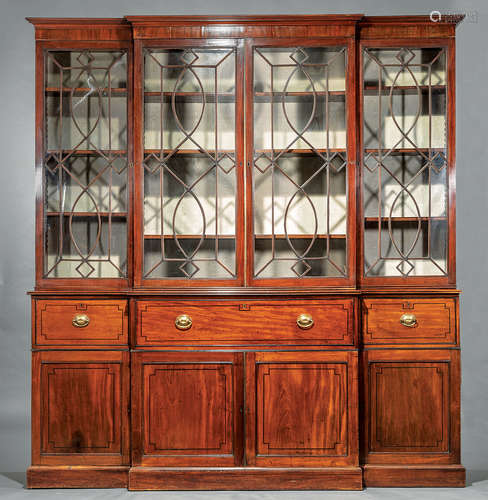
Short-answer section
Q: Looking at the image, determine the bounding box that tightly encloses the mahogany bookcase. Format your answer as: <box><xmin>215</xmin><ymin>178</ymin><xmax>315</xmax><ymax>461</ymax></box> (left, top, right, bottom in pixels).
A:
<box><xmin>26</xmin><ymin>14</ymin><xmax>465</xmax><ymax>490</ymax></box>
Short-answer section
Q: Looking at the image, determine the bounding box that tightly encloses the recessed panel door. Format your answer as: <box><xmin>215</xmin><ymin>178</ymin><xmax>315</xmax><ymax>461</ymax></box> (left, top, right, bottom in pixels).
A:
<box><xmin>245</xmin><ymin>351</ymin><xmax>358</xmax><ymax>467</ymax></box>
<box><xmin>32</xmin><ymin>351</ymin><xmax>130</xmax><ymax>465</ymax></box>
<box><xmin>132</xmin><ymin>351</ymin><xmax>244</xmax><ymax>466</ymax></box>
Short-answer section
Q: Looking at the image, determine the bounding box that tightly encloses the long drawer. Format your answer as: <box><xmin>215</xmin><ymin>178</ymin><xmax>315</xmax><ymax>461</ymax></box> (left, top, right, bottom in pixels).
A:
<box><xmin>35</xmin><ymin>299</ymin><xmax>128</xmax><ymax>346</ymax></box>
<box><xmin>135</xmin><ymin>299</ymin><xmax>355</xmax><ymax>347</ymax></box>
<box><xmin>362</xmin><ymin>297</ymin><xmax>457</xmax><ymax>346</ymax></box>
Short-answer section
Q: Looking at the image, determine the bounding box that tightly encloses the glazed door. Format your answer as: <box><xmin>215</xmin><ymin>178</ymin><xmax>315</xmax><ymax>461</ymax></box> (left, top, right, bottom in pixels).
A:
<box><xmin>39</xmin><ymin>43</ymin><xmax>131</xmax><ymax>288</ymax></box>
<box><xmin>31</xmin><ymin>351</ymin><xmax>130</xmax><ymax>466</ymax></box>
<box><xmin>136</xmin><ymin>40</ymin><xmax>245</xmax><ymax>287</ymax></box>
<box><xmin>360</xmin><ymin>42</ymin><xmax>454</xmax><ymax>285</ymax></box>
<box><xmin>131</xmin><ymin>351</ymin><xmax>244</xmax><ymax>466</ymax></box>
<box><xmin>245</xmin><ymin>351</ymin><xmax>358</xmax><ymax>466</ymax></box>
<box><xmin>247</xmin><ymin>39</ymin><xmax>357</xmax><ymax>286</ymax></box>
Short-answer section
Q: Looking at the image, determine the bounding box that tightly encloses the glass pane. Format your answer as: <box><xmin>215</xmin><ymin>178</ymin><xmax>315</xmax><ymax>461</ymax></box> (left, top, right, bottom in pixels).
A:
<box><xmin>253</xmin><ymin>47</ymin><xmax>348</xmax><ymax>279</ymax></box>
<box><xmin>362</xmin><ymin>47</ymin><xmax>448</xmax><ymax>277</ymax></box>
<box><xmin>44</xmin><ymin>50</ymin><xmax>128</xmax><ymax>278</ymax></box>
<box><xmin>143</xmin><ymin>48</ymin><xmax>237</xmax><ymax>280</ymax></box>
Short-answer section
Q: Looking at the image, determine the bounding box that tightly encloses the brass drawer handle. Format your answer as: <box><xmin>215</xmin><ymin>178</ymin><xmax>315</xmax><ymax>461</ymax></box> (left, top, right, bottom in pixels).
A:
<box><xmin>175</xmin><ymin>314</ymin><xmax>192</xmax><ymax>331</ymax></box>
<box><xmin>72</xmin><ymin>313</ymin><xmax>90</xmax><ymax>328</ymax></box>
<box><xmin>400</xmin><ymin>313</ymin><xmax>417</xmax><ymax>328</ymax></box>
<box><xmin>297</xmin><ymin>313</ymin><xmax>314</xmax><ymax>330</ymax></box>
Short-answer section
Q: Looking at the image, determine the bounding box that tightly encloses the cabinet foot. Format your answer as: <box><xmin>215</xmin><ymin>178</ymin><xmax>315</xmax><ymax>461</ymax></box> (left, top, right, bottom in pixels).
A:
<box><xmin>128</xmin><ymin>466</ymin><xmax>363</xmax><ymax>490</ymax></box>
<box><xmin>27</xmin><ymin>466</ymin><xmax>129</xmax><ymax>489</ymax></box>
<box><xmin>362</xmin><ymin>464</ymin><xmax>466</xmax><ymax>487</ymax></box>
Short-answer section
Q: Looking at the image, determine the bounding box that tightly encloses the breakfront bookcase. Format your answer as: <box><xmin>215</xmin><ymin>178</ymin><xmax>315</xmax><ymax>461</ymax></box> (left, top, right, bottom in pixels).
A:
<box><xmin>26</xmin><ymin>15</ymin><xmax>465</xmax><ymax>490</ymax></box>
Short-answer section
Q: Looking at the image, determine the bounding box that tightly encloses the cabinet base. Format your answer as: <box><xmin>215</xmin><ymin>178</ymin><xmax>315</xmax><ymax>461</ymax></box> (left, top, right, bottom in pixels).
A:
<box><xmin>128</xmin><ymin>466</ymin><xmax>363</xmax><ymax>490</ymax></box>
<box><xmin>27</xmin><ymin>464</ymin><xmax>467</xmax><ymax>489</ymax></box>
<box><xmin>27</xmin><ymin>466</ymin><xmax>129</xmax><ymax>489</ymax></box>
<box><xmin>362</xmin><ymin>465</ymin><xmax>466</xmax><ymax>487</ymax></box>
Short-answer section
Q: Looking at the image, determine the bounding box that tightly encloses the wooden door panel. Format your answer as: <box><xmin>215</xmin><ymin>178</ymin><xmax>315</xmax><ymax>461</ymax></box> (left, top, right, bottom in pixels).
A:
<box><xmin>362</xmin><ymin>349</ymin><xmax>460</xmax><ymax>464</ymax></box>
<box><xmin>132</xmin><ymin>351</ymin><xmax>243</xmax><ymax>466</ymax></box>
<box><xmin>32</xmin><ymin>351</ymin><xmax>130</xmax><ymax>466</ymax></box>
<box><xmin>258</xmin><ymin>363</ymin><xmax>346</xmax><ymax>455</ymax></box>
<box><xmin>144</xmin><ymin>364</ymin><xmax>233</xmax><ymax>454</ymax></box>
<box><xmin>246</xmin><ymin>351</ymin><xmax>358</xmax><ymax>467</ymax></box>
<box><xmin>42</xmin><ymin>365</ymin><xmax>118</xmax><ymax>451</ymax></box>
<box><xmin>371</xmin><ymin>363</ymin><xmax>449</xmax><ymax>452</ymax></box>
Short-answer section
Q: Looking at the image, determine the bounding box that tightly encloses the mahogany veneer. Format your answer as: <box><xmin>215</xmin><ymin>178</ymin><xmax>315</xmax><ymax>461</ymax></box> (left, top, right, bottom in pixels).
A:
<box><xmin>27</xmin><ymin>14</ymin><xmax>465</xmax><ymax>491</ymax></box>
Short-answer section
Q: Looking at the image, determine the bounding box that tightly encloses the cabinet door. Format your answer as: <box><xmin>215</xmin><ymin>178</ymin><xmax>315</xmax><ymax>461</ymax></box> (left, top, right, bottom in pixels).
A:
<box><xmin>31</xmin><ymin>351</ymin><xmax>130</xmax><ymax>465</ymax></box>
<box><xmin>245</xmin><ymin>351</ymin><xmax>358</xmax><ymax>466</ymax></box>
<box><xmin>248</xmin><ymin>40</ymin><xmax>357</xmax><ymax>286</ymax></box>
<box><xmin>39</xmin><ymin>45</ymin><xmax>131</xmax><ymax>287</ymax></box>
<box><xmin>362</xmin><ymin>349</ymin><xmax>460</xmax><ymax>464</ymax></box>
<box><xmin>361</xmin><ymin>43</ymin><xmax>454</xmax><ymax>286</ymax></box>
<box><xmin>137</xmin><ymin>41</ymin><xmax>244</xmax><ymax>287</ymax></box>
<box><xmin>132</xmin><ymin>351</ymin><xmax>244</xmax><ymax>466</ymax></box>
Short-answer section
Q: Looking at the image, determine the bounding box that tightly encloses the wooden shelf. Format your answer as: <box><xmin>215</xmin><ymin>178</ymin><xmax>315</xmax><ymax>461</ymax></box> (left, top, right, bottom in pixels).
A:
<box><xmin>45</xmin><ymin>87</ymin><xmax>127</xmax><ymax>94</ymax></box>
<box><xmin>255</xmin><ymin>91</ymin><xmax>345</xmax><ymax>96</ymax></box>
<box><xmin>256</xmin><ymin>234</ymin><xmax>346</xmax><ymax>240</ymax></box>
<box><xmin>365</xmin><ymin>216</ymin><xmax>447</xmax><ymax>223</ymax></box>
<box><xmin>47</xmin><ymin>212</ymin><xmax>127</xmax><ymax>218</ymax></box>
<box><xmin>255</xmin><ymin>148</ymin><xmax>346</xmax><ymax>155</ymax></box>
<box><xmin>145</xmin><ymin>234</ymin><xmax>235</xmax><ymax>240</ymax></box>
<box><xmin>144</xmin><ymin>234</ymin><xmax>346</xmax><ymax>240</ymax></box>
<box><xmin>364</xmin><ymin>84</ymin><xmax>446</xmax><ymax>94</ymax></box>
<box><xmin>144</xmin><ymin>91</ymin><xmax>235</xmax><ymax>102</ymax></box>
<box><xmin>144</xmin><ymin>149</ymin><xmax>234</xmax><ymax>155</ymax></box>
<box><xmin>145</xmin><ymin>149</ymin><xmax>346</xmax><ymax>156</ymax></box>
<box><xmin>46</xmin><ymin>149</ymin><xmax>127</xmax><ymax>156</ymax></box>
<box><xmin>254</xmin><ymin>91</ymin><xmax>346</xmax><ymax>102</ymax></box>
<box><xmin>364</xmin><ymin>148</ymin><xmax>445</xmax><ymax>155</ymax></box>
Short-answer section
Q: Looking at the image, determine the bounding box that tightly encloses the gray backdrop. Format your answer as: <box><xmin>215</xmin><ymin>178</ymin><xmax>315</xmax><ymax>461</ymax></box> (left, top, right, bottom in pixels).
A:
<box><xmin>0</xmin><ymin>0</ymin><xmax>486</xmax><ymax>478</ymax></box>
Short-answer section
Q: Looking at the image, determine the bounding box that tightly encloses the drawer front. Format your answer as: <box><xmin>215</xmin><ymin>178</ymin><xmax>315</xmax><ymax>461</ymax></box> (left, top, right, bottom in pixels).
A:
<box><xmin>35</xmin><ymin>300</ymin><xmax>128</xmax><ymax>346</ymax></box>
<box><xmin>136</xmin><ymin>299</ymin><xmax>355</xmax><ymax>346</ymax></box>
<box><xmin>362</xmin><ymin>298</ymin><xmax>457</xmax><ymax>345</ymax></box>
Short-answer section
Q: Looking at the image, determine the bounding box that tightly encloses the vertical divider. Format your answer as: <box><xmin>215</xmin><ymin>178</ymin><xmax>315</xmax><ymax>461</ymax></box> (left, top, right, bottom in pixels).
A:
<box><xmin>346</xmin><ymin>35</ymin><xmax>359</xmax><ymax>288</ymax></box>
<box><xmin>235</xmin><ymin>39</ymin><xmax>246</xmax><ymax>286</ymax></box>
<box><xmin>245</xmin><ymin>39</ymin><xmax>254</xmax><ymax>286</ymax></box>
<box><xmin>133</xmin><ymin>39</ymin><xmax>144</xmax><ymax>287</ymax></box>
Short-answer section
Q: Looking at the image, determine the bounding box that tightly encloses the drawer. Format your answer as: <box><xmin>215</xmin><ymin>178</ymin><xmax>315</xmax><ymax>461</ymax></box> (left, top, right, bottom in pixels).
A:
<box><xmin>35</xmin><ymin>300</ymin><xmax>128</xmax><ymax>346</ymax></box>
<box><xmin>362</xmin><ymin>298</ymin><xmax>457</xmax><ymax>345</ymax></box>
<box><xmin>136</xmin><ymin>299</ymin><xmax>355</xmax><ymax>346</ymax></box>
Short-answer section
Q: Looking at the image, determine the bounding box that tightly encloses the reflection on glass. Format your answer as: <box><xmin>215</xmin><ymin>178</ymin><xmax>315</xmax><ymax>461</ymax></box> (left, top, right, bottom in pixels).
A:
<box><xmin>143</xmin><ymin>48</ymin><xmax>237</xmax><ymax>280</ymax></box>
<box><xmin>252</xmin><ymin>47</ymin><xmax>348</xmax><ymax>279</ymax></box>
<box><xmin>362</xmin><ymin>47</ymin><xmax>448</xmax><ymax>277</ymax></box>
<box><xmin>44</xmin><ymin>50</ymin><xmax>128</xmax><ymax>278</ymax></box>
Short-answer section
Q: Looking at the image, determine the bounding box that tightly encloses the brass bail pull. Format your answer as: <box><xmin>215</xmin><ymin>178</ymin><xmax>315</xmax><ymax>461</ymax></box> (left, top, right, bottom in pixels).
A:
<box><xmin>297</xmin><ymin>313</ymin><xmax>314</xmax><ymax>330</ymax></box>
<box><xmin>400</xmin><ymin>313</ymin><xmax>417</xmax><ymax>327</ymax></box>
<box><xmin>175</xmin><ymin>314</ymin><xmax>192</xmax><ymax>331</ymax></box>
<box><xmin>72</xmin><ymin>313</ymin><xmax>90</xmax><ymax>328</ymax></box>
